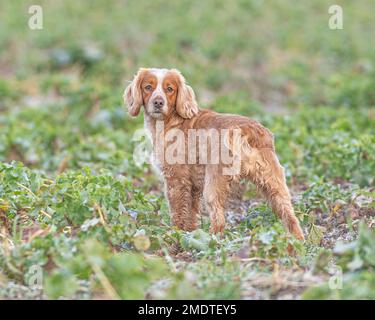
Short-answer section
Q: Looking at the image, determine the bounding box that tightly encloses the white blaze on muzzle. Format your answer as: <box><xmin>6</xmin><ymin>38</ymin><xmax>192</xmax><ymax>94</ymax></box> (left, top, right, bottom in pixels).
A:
<box><xmin>149</xmin><ymin>68</ymin><xmax>168</xmax><ymax>110</ymax></box>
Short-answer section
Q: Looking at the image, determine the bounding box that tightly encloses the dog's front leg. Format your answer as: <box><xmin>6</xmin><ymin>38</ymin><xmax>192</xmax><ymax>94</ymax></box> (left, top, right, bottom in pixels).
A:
<box><xmin>164</xmin><ymin>177</ymin><xmax>193</xmax><ymax>231</ymax></box>
<box><xmin>185</xmin><ymin>189</ymin><xmax>200</xmax><ymax>231</ymax></box>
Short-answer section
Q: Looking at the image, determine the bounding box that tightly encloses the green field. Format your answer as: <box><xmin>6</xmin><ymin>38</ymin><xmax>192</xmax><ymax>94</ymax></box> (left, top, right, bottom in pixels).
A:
<box><xmin>0</xmin><ymin>0</ymin><xmax>374</xmax><ymax>299</ymax></box>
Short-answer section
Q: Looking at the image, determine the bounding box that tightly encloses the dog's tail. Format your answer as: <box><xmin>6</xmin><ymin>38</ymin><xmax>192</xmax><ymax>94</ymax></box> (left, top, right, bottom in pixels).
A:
<box><xmin>240</xmin><ymin>134</ymin><xmax>304</xmax><ymax>240</ymax></box>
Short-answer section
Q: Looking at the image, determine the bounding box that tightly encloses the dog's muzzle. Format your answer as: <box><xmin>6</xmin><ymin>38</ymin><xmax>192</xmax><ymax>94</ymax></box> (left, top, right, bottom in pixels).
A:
<box><xmin>152</xmin><ymin>95</ymin><xmax>165</xmax><ymax>113</ymax></box>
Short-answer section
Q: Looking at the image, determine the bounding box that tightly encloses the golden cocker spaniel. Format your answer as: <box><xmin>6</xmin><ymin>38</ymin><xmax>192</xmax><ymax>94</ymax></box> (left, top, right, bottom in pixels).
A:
<box><xmin>124</xmin><ymin>68</ymin><xmax>304</xmax><ymax>240</ymax></box>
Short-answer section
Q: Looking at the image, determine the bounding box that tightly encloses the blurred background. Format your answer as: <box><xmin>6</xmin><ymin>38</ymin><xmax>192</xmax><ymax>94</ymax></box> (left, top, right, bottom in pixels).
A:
<box><xmin>1</xmin><ymin>0</ymin><xmax>375</xmax><ymax>107</ymax></box>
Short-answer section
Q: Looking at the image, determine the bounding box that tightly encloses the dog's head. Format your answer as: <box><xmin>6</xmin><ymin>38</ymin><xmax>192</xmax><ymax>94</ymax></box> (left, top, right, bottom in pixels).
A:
<box><xmin>123</xmin><ymin>68</ymin><xmax>198</xmax><ymax>119</ymax></box>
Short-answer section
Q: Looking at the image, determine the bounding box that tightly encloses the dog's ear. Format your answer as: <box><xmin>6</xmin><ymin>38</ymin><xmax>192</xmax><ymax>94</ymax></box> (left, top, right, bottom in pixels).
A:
<box><xmin>123</xmin><ymin>69</ymin><xmax>146</xmax><ymax>117</ymax></box>
<box><xmin>172</xmin><ymin>69</ymin><xmax>198</xmax><ymax>119</ymax></box>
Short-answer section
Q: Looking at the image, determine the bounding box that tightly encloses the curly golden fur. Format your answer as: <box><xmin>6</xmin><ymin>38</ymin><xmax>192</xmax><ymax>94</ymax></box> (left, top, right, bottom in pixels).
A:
<box><xmin>124</xmin><ymin>68</ymin><xmax>304</xmax><ymax>240</ymax></box>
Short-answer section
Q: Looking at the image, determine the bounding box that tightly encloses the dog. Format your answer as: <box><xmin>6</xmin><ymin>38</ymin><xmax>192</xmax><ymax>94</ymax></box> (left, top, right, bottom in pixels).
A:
<box><xmin>123</xmin><ymin>68</ymin><xmax>304</xmax><ymax>240</ymax></box>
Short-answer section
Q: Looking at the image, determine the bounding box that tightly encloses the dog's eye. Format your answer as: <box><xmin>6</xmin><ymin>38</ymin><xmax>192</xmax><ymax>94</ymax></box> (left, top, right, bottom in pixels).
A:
<box><xmin>145</xmin><ymin>85</ymin><xmax>152</xmax><ymax>91</ymax></box>
<box><xmin>167</xmin><ymin>86</ymin><xmax>174</xmax><ymax>93</ymax></box>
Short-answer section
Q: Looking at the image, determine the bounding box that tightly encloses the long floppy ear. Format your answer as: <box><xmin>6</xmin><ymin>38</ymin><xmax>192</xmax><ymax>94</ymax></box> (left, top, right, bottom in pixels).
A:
<box><xmin>172</xmin><ymin>69</ymin><xmax>199</xmax><ymax>119</ymax></box>
<box><xmin>123</xmin><ymin>69</ymin><xmax>146</xmax><ymax>117</ymax></box>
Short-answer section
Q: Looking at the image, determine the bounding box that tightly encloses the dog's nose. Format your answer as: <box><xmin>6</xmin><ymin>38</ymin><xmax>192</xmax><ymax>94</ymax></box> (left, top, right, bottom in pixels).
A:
<box><xmin>153</xmin><ymin>96</ymin><xmax>164</xmax><ymax>109</ymax></box>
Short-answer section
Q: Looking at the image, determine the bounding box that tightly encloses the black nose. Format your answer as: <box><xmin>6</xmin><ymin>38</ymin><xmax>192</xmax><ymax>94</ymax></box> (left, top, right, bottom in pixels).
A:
<box><xmin>153</xmin><ymin>96</ymin><xmax>164</xmax><ymax>109</ymax></box>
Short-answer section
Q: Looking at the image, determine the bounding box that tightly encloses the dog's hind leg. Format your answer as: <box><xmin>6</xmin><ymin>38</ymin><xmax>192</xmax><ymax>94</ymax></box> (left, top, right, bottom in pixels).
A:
<box><xmin>203</xmin><ymin>166</ymin><xmax>230</xmax><ymax>235</ymax></box>
<box><xmin>245</xmin><ymin>148</ymin><xmax>304</xmax><ymax>240</ymax></box>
